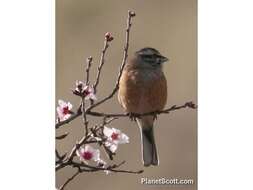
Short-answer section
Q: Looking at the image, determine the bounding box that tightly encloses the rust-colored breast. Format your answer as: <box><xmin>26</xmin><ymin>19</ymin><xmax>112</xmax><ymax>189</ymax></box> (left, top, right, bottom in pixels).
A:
<box><xmin>118</xmin><ymin>68</ymin><xmax>167</xmax><ymax>114</ymax></box>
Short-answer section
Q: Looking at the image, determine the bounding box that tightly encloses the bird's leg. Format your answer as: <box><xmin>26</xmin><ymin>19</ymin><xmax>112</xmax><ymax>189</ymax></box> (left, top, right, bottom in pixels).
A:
<box><xmin>153</xmin><ymin>113</ymin><xmax>158</xmax><ymax>120</ymax></box>
<box><xmin>128</xmin><ymin>112</ymin><xmax>137</xmax><ymax>121</ymax></box>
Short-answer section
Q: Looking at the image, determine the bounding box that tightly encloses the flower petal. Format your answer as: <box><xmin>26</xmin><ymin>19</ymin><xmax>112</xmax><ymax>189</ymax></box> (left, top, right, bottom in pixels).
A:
<box><xmin>118</xmin><ymin>133</ymin><xmax>129</xmax><ymax>144</ymax></box>
<box><xmin>63</xmin><ymin>113</ymin><xmax>71</xmax><ymax>120</ymax></box>
<box><xmin>103</xmin><ymin>126</ymin><xmax>113</xmax><ymax>137</ymax></box>
<box><xmin>56</xmin><ymin>107</ymin><xmax>64</xmax><ymax>120</ymax></box>
<box><xmin>83</xmin><ymin>145</ymin><xmax>100</xmax><ymax>161</ymax></box>
<box><xmin>108</xmin><ymin>143</ymin><xmax>118</xmax><ymax>153</ymax></box>
<box><xmin>67</xmin><ymin>102</ymin><xmax>73</xmax><ymax>110</ymax></box>
<box><xmin>90</xmin><ymin>94</ymin><xmax>97</xmax><ymax>100</ymax></box>
<box><xmin>58</xmin><ymin>99</ymin><xmax>66</xmax><ymax>107</ymax></box>
<box><xmin>92</xmin><ymin>149</ymin><xmax>100</xmax><ymax>161</ymax></box>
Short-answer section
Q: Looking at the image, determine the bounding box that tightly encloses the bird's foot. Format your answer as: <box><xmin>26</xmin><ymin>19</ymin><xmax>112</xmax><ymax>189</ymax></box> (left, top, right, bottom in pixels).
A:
<box><xmin>153</xmin><ymin>113</ymin><xmax>158</xmax><ymax>120</ymax></box>
<box><xmin>128</xmin><ymin>112</ymin><xmax>137</xmax><ymax>121</ymax></box>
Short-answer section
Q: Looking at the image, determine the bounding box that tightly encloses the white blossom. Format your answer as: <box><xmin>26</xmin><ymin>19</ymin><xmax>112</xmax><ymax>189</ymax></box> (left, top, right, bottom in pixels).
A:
<box><xmin>103</xmin><ymin>127</ymin><xmax>129</xmax><ymax>153</ymax></box>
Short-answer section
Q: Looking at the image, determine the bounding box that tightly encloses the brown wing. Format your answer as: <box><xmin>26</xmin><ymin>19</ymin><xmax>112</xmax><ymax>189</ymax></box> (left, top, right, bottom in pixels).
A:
<box><xmin>118</xmin><ymin>69</ymin><xmax>143</xmax><ymax>112</ymax></box>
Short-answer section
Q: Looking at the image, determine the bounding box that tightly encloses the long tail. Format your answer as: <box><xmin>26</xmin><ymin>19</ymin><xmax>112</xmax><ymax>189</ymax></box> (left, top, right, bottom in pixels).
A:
<box><xmin>137</xmin><ymin>118</ymin><xmax>159</xmax><ymax>166</ymax></box>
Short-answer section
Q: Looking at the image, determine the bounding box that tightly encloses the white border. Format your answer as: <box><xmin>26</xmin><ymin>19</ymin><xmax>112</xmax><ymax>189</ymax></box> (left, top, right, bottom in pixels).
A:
<box><xmin>199</xmin><ymin>0</ymin><xmax>253</xmax><ymax>189</ymax></box>
<box><xmin>0</xmin><ymin>0</ymin><xmax>54</xmax><ymax>189</ymax></box>
<box><xmin>0</xmin><ymin>0</ymin><xmax>253</xmax><ymax>189</ymax></box>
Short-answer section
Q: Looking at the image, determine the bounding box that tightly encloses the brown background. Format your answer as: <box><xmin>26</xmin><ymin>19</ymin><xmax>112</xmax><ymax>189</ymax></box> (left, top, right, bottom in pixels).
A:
<box><xmin>56</xmin><ymin>0</ymin><xmax>197</xmax><ymax>189</ymax></box>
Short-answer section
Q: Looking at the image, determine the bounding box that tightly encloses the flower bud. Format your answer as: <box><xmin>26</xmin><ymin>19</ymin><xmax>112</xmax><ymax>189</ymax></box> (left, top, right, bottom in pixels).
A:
<box><xmin>129</xmin><ymin>11</ymin><xmax>136</xmax><ymax>17</ymax></box>
<box><xmin>105</xmin><ymin>32</ymin><xmax>114</xmax><ymax>42</ymax></box>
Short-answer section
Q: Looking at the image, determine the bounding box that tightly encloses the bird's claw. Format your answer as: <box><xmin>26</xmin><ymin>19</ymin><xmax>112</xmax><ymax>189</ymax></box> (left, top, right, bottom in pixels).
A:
<box><xmin>153</xmin><ymin>114</ymin><xmax>158</xmax><ymax>120</ymax></box>
<box><xmin>128</xmin><ymin>112</ymin><xmax>137</xmax><ymax>121</ymax></box>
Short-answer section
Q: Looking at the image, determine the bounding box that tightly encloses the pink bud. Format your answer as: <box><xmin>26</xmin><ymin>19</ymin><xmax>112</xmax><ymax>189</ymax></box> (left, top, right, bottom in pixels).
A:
<box><xmin>129</xmin><ymin>11</ymin><xmax>136</xmax><ymax>17</ymax></box>
<box><xmin>105</xmin><ymin>32</ymin><xmax>114</xmax><ymax>42</ymax></box>
<box><xmin>87</xmin><ymin>56</ymin><xmax>93</xmax><ymax>62</ymax></box>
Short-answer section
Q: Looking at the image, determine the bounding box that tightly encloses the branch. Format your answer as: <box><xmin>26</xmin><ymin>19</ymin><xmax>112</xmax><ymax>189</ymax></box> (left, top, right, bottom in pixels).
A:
<box><xmin>81</xmin><ymin>97</ymin><xmax>89</xmax><ymax>136</ymax></box>
<box><xmin>59</xmin><ymin>170</ymin><xmax>80</xmax><ymax>190</ymax></box>
<box><xmin>87</xmin><ymin>101</ymin><xmax>197</xmax><ymax>118</ymax></box>
<box><xmin>56</xmin><ymin>117</ymin><xmax>118</xmax><ymax>171</ymax></box>
<box><xmin>55</xmin><ymin>110</ymin><xmax>81</xmax><ymax>129</ymax></box>
<box><xmin>55</xmin><ymin>101</ymin><xmax>196</xmax><ymax>129</ymax></box>
<box><xmin>55</xmin><ymin>11</ymin><xmax>135</xmax><ymax>130</ymax></box>
<box><xmin>93</xmin><ymin>34</ymin><xmax>111</xmax><ymax>94</ymax></box>
<box><xmin>85</xmin><ymin>56</ymin><xmax>93</xmax><ymax>84</ymax></box>
<box><xmin>72</xmin><ymin>160</ymin><xmax>143</xmax><ymax>174</ymax></box>
<box><xmin>56</xmin><ymin>150</ymin><xmax>67</xmax><ymax>164</ymax></box>
<box><xmin>56</xmin><ymin>132</ymin><xmax>69</xmax><ymax>140</ymax></box>
<box><xmin>86</xmin><ymin>11</ymin><xmax>135</xmax><ymax>111</ymax></box>
<box><xmin>58</xmin><ymin>160</ymin><xmax>142</xmax><ymax>190</ymax></box>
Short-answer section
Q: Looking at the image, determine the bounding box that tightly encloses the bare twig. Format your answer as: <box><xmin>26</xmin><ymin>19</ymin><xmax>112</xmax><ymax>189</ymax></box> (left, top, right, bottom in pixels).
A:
<box><xmin>86</xmin><ymin>11</ymin><xmax>136</xmax><ymax>112</ymax></box>
<box><xmin>55</xmin><ymin>101</ymin><xmax>196</xmax><ymax>129</ymax></box>
<box><xmin>93</xmin><ymin>37</ymin><xmax>110</xmax><ymax>94</ymax></box>
<box><xmin>56</xmin><ymin>117</ymin><xmax>118</xmax><ymax>171</ymax></box>
<box><xmin>81</xmin><ymin>97</ymin><xmax>89</xmax><ymax>136</ymax></box>
<box><xmin>59</xmin><ymin>170</ymin><xmax>80</xmax><ymax>190</ymax></box>
<box><xmin>87</xmin><ymin>101</ymin><xmax>197</xmax><ymax>118</ymax></box>
<box><xmin>72</xmin><ymin>160</ymin><xmax>143</xmax><ymax>174</ymax></box>
<box><xmin>55</xmin><ymin>11</ymin><xmax>135</xmax><ymax>130</ymax></box>
<box><xmin>55</xmin><ymin>111</ymin><xmax>81</xmax><ymax>129</ymax></box>
<box><xmin>65</xmin><ymin>117</ymin><xmax>116</xmax><ymax>162</ymax></box>
<box><xmin>85</xmin><ymin>56</ymin><xmax>93</xmax><ymax>84</ymax></box>
<box><xmin>102</xmin><ymin>144</ymin><xmax>115</xmax><ymax>160</ymax></box>
<box><xmin>58</xmin><ymin>159</ymin><xmax>142</xmax><ymax>190</ymax></box>
<box><xmin>56</xmin><ymin>150</ymin><xmax>67</xmax><ymax>164</ymax></box>
<box><xmin>56</xmin><ymin>132</ymin><xmax>69</xmax><ymax>140</ymax></box>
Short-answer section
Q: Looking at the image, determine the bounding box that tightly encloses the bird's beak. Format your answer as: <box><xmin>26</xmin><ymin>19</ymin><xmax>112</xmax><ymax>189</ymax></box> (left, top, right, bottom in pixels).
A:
<box><xmin>160</xmin><ymin>55</ymin><xmax>169</xmax><ymax>63</ymax></box>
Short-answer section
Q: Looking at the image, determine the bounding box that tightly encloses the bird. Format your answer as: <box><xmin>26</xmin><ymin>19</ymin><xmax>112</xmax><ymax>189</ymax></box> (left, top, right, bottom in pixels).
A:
<box><xmin>118</xmin><ymin>47</ymin><xmax>168</xmax><ymax>166</ymax></box>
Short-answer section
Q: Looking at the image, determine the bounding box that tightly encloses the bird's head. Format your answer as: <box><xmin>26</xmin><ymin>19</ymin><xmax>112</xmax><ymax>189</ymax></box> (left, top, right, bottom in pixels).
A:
<box><xmin>135</xmin><ymin>47</ymin><xmax>169</xmax><ymax>69</ymax></box>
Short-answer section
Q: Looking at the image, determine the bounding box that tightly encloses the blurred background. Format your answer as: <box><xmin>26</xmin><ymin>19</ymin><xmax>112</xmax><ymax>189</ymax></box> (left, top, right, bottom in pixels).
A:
<box><xmin>56</xmin><ymin>0</ymin><xmax>197</xmax><ymax>189</ymax></box>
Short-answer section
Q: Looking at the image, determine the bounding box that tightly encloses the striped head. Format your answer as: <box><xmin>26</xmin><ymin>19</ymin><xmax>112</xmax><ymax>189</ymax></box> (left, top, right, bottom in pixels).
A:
<box><xmin>135</xmin><ymin>47</ymin><xmax>169</xmax><ymax>69</ymax></box>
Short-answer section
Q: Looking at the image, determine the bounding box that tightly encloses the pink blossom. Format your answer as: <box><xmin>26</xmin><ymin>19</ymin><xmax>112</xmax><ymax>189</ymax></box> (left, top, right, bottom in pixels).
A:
<box><xmin>56</xmin><ymin>100</ymin><xmax>73</xmax><ymax>121</ymax></box>
<box><xmin>105</xmin><ymin>32</ymin><xmax>114</xmax><ymax>42</ymax></box>
<box><xmin>73</xmin><ymin>81</ymin><xmax>97</xmax><ymax>101</ymax></box>
<box><xmin>103</xmin><ymin>127</ymin><xmax>129</xmax><ymax>153</ymax></box>
<box><xmin>83</xmin><ymin>85</ymin><xmax>97</xmax><ymax>100</ymax></box>
<box><xmin>76</xmin><ymin>145</ymin><xmax>100</xmax><ymax>164</ymax></box>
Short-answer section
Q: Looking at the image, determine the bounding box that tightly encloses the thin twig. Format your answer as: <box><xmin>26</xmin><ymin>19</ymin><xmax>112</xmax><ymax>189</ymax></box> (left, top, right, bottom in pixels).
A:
<box><xmin>93</xmin><ymin>38</ymin><xmax>110</xmax><ymax>94</ymax></box>
<box><xmin>59</xmin><ymin>170</ymin><xmax>80</xmax><ymax>190</ymax></box>
<box><xmin>73</xmin><ymin>161</ymin><xmax>143</xmax><ymax>174</ymax></box>
<box><xmin>57</xmin><ymin>159</ymin><xmax>142</xmax><ymax>190</ymax></box>
<box><xmin>86</xmin><ymin>11</ymin><xmax>135</xmax><ymax>112</ymax></box>
<box><xmin>56</xmin><ymin>117</ymin><xmax>118</xmax><ymax>171</ymax></box>
<box><xmin>87</xmin><ymin>101</ymin><xmax>197</xmax><ymax>118</ymax></box>
<box><xmin>55</xmin><ymin>111</ymin><xmax>81</xmax><ymax>129</ymax></box>
<box><xmin>82</xmin><ymin>97</ymin><xmax>89</xmax><ymax>136</ymax></box>
<box><xmin>55</xmin><ymin>101</ymin><xmax>196</xmax><ymax>129</ymax></box>
<box><xmin>85</xmin><ymin>56</ymin><xmax>93</xmax><ymax>84</ymax></box>
<box><xmin>55</xmin><ymin>11</ymin><xmax>135</xmax><ymax>130</ymax></box>
<box><xmin>56</xmin><ymin>150</ymin><xmax>67</xmax><ymax>164</ymax></box>
<box><xmin>69</xmin><ymin>117</ymin><xmax>116</xmax><ymax>161</ymax></box>
<box><xmin>56</xmin><ymin>132</ymin><xmax>69</xmax><ymax>140</ymax></box>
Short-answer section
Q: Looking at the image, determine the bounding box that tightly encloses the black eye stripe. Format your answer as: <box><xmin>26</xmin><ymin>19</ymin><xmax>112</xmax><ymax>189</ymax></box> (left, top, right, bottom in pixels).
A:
<box><xmin>142</xmin><ymin>54</ymin><xmax>156</xmax><ymax>59</ymax></box>
<box><xmin>143</xmin><ymin>54</ymin><xmax>152</xmax><ymax>57</ymax></box>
